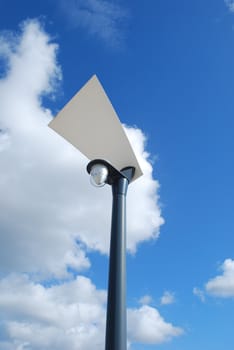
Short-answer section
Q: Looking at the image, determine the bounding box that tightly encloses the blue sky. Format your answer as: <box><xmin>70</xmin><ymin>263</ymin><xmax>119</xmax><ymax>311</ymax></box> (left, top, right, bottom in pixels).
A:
<box><xmin>1</xmin><ymin>0</ymin><xmax>234</xmax><ymax>349</ymax></box>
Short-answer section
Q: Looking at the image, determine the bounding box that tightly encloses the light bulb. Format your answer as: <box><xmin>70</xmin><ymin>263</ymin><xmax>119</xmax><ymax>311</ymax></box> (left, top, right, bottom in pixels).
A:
<box><xmin>90</xmin><ymin>163</ymin><xmax>108</xmax><ymax>187</ymax></box>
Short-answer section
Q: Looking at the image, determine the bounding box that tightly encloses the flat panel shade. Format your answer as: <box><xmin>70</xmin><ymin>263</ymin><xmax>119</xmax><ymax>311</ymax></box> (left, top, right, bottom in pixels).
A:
<box><xmin>48</xmin><ymin>75</ymin><xmax>143</xmax><ymax>181</ymax></box>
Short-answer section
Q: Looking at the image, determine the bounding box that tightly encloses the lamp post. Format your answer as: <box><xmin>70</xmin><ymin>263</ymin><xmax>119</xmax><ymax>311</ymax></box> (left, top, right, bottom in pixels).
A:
<box><xmin>87</xmin><ymin>159</ymin><xmax>134</xmax><ymax>350</ymax></box>
<box><xmin>49</xmin><ymin>76</ymin><xmax>143</xmax><ymax>350</ymax></box>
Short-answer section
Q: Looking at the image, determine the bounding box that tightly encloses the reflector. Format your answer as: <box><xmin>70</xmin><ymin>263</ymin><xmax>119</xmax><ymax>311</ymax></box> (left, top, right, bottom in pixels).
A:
<box><xmin>48</xmin><ymin>75</ymin><xmax>143</xmax><ymax>181</ymax></box>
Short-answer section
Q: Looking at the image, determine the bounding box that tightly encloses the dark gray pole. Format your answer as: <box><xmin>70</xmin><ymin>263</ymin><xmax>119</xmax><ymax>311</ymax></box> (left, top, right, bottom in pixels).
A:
<box><xmin>87</xmin><ymin>160</ymin><xmax>134</xmax><ymax>350</ymax></box>
<box><xmin>105</xmin><ymin>175</ymin><xmax>129</xmax><ymax>350</ymax></box>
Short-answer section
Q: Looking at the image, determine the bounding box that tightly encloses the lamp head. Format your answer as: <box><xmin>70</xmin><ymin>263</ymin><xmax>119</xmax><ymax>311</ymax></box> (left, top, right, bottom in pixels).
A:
<box><xmin>87</xmin><ymin>159</ymin><xmax>135</xmax><ymax>187</ymax></box>
<box><xmin>90</xmin><ymin>163</ymin><xmax>109</xmax><ymax>187</ymax></box>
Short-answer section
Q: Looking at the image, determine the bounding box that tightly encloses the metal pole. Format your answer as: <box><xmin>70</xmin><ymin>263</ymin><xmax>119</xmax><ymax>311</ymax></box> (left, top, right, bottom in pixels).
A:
<box><xmin>105</xmin><ymin>176</ymin><xmax>129</xmax><ymax>350</ymax></box>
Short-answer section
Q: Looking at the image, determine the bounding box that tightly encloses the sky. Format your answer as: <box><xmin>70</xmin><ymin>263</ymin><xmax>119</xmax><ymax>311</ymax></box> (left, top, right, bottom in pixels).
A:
<box><xmin>1</xmin><ymin>0</ymin><xmax>234</xmax><ymax>349</ymax></box>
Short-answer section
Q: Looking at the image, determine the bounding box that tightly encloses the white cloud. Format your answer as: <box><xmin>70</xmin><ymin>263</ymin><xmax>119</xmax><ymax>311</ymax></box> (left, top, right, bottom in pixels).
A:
<box><xmin>124</xmin><ymin>127</ymin><xmax>164</xmax><ymax>253</ymax></box>
<box><xmin>128</xmin><ymin>305</ymin><xmax>183</xmax><ymax>345</ymax></box>
<box><xmin>0</xmin><ymin>19</ymin><xmax>90</xmax><ymax>278</ymax></box>
<box><xmin>0</xmin><ymin>19</ymin><xmax>164</xmax><ymax>278</ymax></box>
<box><xmin>138</xmin><ymin>294</ymin><xmax>153</xmax><ymax>305</ymax></box>
<box><xmin>0</xmin><ymin>274</ymin><xmax>106</xmax><ymax>350</ymax></box>
<box><xmin>225</xmin><ymin>0</ymin><xmax>234</xmax><ymax>12</ymax></box>
<box><xmin>193</xmin><ymin>287</ymin><xmax>205</xmax><ymax>302</ymax></box>
<box><xmin>160</xmin><ymin>291</ymin><xmax>175</xmax><ymax>305</ymax></box>
<box><xmin>205</xmin><ymin>259</ymin><xmax>234</xmax><ymax>297</ymax></box>
<box><xmin>59</xmin><ymin>0</ymin><xmax>128</xmax><ymax>47</ymax></box>
<box><xmin>0</xmin><ymin>275</ymin><xmax>183</xmax><ymax>350</ymax></box>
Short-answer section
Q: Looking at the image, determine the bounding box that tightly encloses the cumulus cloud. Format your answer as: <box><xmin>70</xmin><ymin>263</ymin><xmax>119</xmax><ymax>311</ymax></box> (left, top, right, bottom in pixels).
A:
<box><xmin>205</xmin><ymin>259</ymin><xmax>234</xmax><ymax>297</ymax></box>
<box><xmin>58</xmin><ymin>0</ymin><xmax>128</xmax><ymax>47</ymax></box>
<box><xmin>160</xmin><ymin>291</ymin><xmax>175</xmax><ymax>305</ymax></box>
<box><xmin>0</xmin><ymin>19</ymin><xmax>90</xmax><ymax>278</ymax></box>
<box><xmin>124</xmin><ymin>127</ymin><xmax>164</xmax><ymax>253</ymax></box>
<box><xmin>224</xmin><ymin>0</ymin><xmax>234</xmax><ymax>12</ymax></box>
<box><xmin>128</xmin><ymin>305</ymin><xmax>183</xmax><ymax>345</ymax></box>
<box><xmin>0</xmin><ymin>275</ymin><xmax>183</xmax><ymax>350</ymax></box>
<box><xmin>0</xmin><ymin>274</ymin><xmax>106</xmax><ymax>350</ymax></box>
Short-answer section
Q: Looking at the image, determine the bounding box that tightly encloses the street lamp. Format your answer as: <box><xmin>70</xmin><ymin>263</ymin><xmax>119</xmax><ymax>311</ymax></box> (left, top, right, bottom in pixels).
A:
<box><xmin>49</xmin><ymin>75</ymin><xmax>143</xmax><ymax>350</ymax></box>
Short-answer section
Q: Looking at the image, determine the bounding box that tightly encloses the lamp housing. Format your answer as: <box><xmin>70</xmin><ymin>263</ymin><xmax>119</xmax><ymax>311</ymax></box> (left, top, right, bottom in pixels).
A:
<box><xmin>87</xmin><ymin>159</ymin><xmax>135</xmax><ymax>187</ymax></box>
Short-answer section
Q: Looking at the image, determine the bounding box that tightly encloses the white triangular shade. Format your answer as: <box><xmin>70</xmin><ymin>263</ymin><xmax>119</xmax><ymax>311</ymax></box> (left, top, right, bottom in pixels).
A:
<box><xmin>48</xmin><ymin>75</ymin><xmax>143</xmax><ymax>181</ymax></box>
